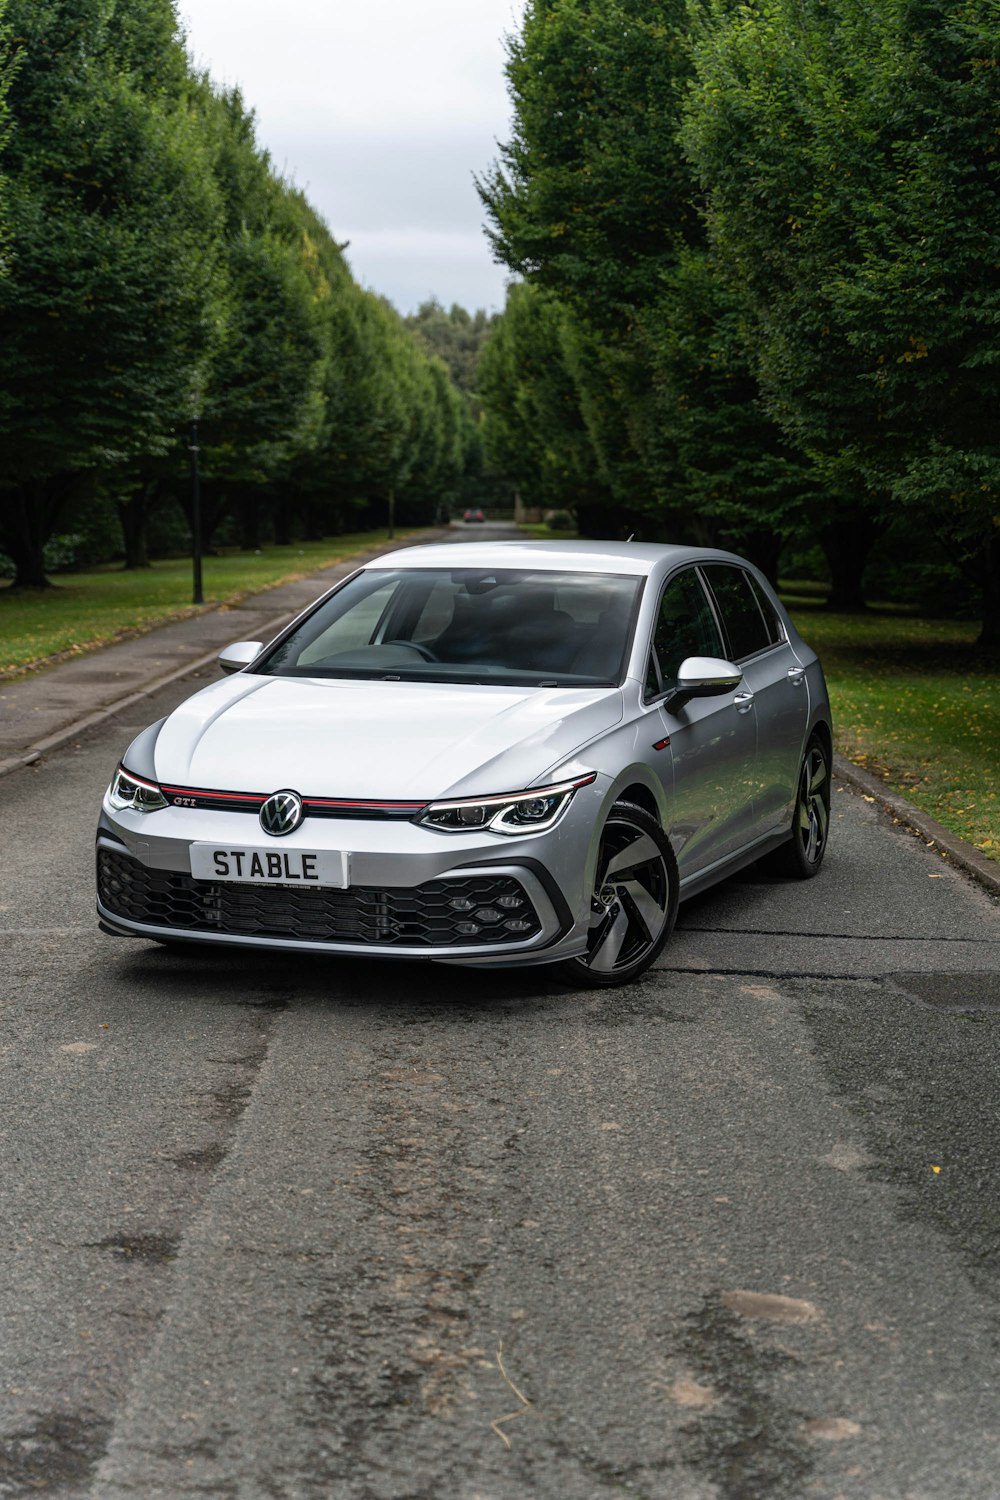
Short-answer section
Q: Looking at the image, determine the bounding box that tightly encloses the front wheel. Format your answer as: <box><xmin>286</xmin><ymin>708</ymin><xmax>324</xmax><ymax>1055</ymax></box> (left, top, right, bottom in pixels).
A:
<box><xmin>555</xmin><ymin>800</ymin><xmax>679</xmax><ymax>989</ymax></box>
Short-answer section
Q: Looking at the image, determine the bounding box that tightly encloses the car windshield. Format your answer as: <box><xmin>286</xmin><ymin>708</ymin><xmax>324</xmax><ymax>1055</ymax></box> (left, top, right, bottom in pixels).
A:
<box><xmin>257</xmin><ymin>567</ymin><xmax>643</xmax><ymax>687</ymax></box>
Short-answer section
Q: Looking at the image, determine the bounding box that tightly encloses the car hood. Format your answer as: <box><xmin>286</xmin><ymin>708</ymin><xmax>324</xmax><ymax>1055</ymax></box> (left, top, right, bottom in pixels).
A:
<box><xmin>153</xmin><ymin>674</ymin><xmax>622</xmax><ymax>799</ymax></box>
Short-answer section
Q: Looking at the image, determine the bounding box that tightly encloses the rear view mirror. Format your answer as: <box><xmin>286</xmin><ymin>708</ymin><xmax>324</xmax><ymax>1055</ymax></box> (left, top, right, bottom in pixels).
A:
<box><xmin>667</xmin><ymin>656</ymin><xmax>743</xmax><ymax>709</ymax></box>
<box><xmin>218</xmin><ymin>640</ymin><xmax>264</xmax><ymax>675</ymax></box>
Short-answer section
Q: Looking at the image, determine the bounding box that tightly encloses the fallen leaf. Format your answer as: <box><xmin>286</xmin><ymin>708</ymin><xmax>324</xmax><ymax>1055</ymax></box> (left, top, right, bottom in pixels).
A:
<box><xmin>803</xmin><ymin>1417</ymin><xmax>862</xmax><ymax>1441</ymax></box>
<box><xmin>720</xmin><ymin>1290</ymin><xmax>820</xmax><ymax>1324</ymax></box>
<box><xmin>668</xmin><ymin>1378</ymin><xmax>719</xmax><ymax>1410</ymax></box>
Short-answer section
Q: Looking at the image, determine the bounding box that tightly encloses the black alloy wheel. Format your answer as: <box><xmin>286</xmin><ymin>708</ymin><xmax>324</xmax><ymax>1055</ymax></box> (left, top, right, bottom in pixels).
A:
<box><xmin>765</xmin><ymin>736</ymin><xmax>831</xmax><ymax>879</ymax></box>
<box><xmin>557</xmin><ymin>800</ymin><xmax>679</xmax><ymax>989</ymax></box>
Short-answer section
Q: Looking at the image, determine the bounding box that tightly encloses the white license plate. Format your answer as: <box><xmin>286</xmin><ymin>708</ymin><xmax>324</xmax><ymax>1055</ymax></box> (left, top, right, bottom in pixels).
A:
<box><xmin>190</xmin><ymin>845</ymin><xmax>350</xmax><ymax>889</ymax></box>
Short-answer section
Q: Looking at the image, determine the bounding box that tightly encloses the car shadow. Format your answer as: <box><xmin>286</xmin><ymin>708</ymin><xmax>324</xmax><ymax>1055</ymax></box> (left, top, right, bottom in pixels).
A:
<box><xmin>113</xmin><ymin>938</ymin><xmax>573</xmax><ymax>1019</ymax></box>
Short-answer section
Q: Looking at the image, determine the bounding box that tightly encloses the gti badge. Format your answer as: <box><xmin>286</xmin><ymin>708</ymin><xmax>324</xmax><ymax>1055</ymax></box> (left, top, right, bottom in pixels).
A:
<box><xmin>259</xmin><ymin>789</ymin><xmax>304</xmax><ymax>837</ymax></box>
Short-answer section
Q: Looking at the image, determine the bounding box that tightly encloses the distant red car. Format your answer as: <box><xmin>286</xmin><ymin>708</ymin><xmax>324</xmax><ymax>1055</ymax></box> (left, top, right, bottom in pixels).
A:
<box><xmin>462</xmin><ymin>508</ymin><xmax>485</xmax><ymax>523</ymax></box>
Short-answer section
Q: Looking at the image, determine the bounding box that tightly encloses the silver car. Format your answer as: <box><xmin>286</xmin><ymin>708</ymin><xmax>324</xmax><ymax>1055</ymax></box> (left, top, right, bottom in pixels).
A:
<box><xmin>96</xmin><ymin>541</ymin><xmax>832</xmax><ymax>987</ymax></box>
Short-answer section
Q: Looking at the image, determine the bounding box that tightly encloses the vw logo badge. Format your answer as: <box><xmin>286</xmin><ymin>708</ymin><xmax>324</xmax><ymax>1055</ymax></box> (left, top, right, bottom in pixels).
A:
<box><xmin>259</xmin><ymin>789</ymin><xmax>304</xmax><ymax>837</ymax></box>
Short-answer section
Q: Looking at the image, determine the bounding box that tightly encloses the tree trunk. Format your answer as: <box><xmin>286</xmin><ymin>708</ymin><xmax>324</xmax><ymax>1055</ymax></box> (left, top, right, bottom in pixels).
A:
<box><xmin>177</xmin><ymin>483</ymin><xmax>227</xmax><ymax>554</ymax></box>
<box><xmin>975</xmin><ymin>532</ymin><xmax>1000</xmax><ymax>652</ymax></box>
<box><xmin>239</xmin><ymin>493</ymin><xmax>260</xmax><ymax>551</ymax></box>
<box><xmin>274</xmin><ymin>508</ymin><xmax>292</xmax><ymax>545</ymax></box>
<box><xmin>121</xmin><ymin>489</ymin><xmax>151</xmax><ymax>569</ymax></box>
<box><xmin>0</xmin><ymin>478</ymin><xmax>71</xmax><ymax>588</ymax></box>
<box><xmin>6</xmin><ymin>533</ymin><xmax>51</xmax><ymax>589</ymax></box>
<box><xmin>820</xmin><ymin>512</ymin><xmax>880</xmax><ymax>612</ymax></box>
<box><xmin>303</xmin><ymin>500</ymin><xmax>323</xmax><ymax>542</ymax></box>
<box><xmin>741</xmin><ymin>527</ymin><xmax>782</xmax><ymax>586</ymax></box>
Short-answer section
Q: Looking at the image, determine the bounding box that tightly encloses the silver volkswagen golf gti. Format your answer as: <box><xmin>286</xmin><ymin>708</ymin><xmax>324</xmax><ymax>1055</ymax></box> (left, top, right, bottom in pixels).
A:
<box><xmin>96</xmin><ymin>541</ymin><xmax>832</xmax><ymax>987</ymax></box>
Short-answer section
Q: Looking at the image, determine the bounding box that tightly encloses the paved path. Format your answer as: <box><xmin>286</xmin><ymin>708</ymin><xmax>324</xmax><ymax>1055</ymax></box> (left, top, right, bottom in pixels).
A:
<box><xmin>0</xmin><ymin>529</ymin><xmax>460</xmax><ymax>771</ymax></box>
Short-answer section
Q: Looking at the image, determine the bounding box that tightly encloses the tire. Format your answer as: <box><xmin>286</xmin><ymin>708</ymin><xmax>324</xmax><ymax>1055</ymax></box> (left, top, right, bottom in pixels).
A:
<box><xmin>555</xmin><ymin>800</ymin><xmax>679</xmax><ymax>989</ymax></box>
<box><xmin>763</xmin><ymin>735</ymin><xmax>831</xmax><ymax>879</ymax></box>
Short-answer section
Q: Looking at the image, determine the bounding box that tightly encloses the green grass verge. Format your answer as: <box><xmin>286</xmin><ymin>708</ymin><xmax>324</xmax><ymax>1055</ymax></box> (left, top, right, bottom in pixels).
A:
<box><xmin>0</xmin><ymin>530</ymin><xmax>426</xmax><ymax>676</ymax></box>
<box><xmin>787</xmin><ymin>597</ymin><xmax>998</xmax><ymax>862</ymax></box>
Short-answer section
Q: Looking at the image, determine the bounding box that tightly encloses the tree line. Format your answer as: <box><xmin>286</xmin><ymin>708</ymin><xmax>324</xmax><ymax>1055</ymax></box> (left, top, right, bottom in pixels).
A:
<box><xmin>477</xmin><ymin>0</ymin><xmax>1000</xmax><ymax>646</ymax></box>
<box><xmin>0</xmin><ymin>0</ymin><xmax>494</xmax><ymax>587</ymax></box>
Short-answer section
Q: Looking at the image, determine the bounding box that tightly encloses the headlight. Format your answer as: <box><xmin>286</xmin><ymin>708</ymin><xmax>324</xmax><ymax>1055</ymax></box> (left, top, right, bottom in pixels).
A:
<box><xmin>107</xmin><ymin>764</ymin><xmax>168</xmax><ymax>813</ymax></box>
<box><xmin>418</xmin><ymin>773</ymin><xmax>596</xmax><ymax>836</ymax></box>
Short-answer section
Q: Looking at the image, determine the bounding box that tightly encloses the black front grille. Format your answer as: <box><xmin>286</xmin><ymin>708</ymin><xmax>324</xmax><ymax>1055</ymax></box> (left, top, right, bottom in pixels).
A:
<box><xmin>97</xmin><ymin>847</ymin><xmax>541</xmax><ymax>949</ymax></box>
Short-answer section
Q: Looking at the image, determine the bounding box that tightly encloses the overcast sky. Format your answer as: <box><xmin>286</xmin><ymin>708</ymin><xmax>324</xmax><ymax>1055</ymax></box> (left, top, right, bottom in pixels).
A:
<box><xmin>177</xmin><ymin>0</ymin><xmax>523</xmax><ymax>315</ymax></box>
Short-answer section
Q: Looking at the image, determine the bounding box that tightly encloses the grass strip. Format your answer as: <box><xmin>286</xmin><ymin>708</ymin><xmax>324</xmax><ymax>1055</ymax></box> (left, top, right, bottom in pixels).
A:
<box><xmin>0</xmin><ymin>530</ymin><xmax>425</xmax><ymax>677</ymax></box>
<box><xmin>787</xmin><ymin>598</ymin><xmax>998</xmax><ymax>863</ymax></box>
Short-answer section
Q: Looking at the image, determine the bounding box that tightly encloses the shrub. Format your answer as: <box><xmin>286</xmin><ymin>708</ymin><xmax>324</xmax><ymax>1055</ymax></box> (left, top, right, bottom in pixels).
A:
<box><xmin>543</xmin><ymin>508</ymin><xmax>576</xmax><ymax>531</ymax></box>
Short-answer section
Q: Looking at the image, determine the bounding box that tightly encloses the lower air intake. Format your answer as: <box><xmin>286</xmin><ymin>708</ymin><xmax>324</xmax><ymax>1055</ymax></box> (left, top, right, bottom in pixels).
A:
<box><xmin>97</xmin><ymin>847</ymin><xmax>541</xmax><ymax>948</ymax></box>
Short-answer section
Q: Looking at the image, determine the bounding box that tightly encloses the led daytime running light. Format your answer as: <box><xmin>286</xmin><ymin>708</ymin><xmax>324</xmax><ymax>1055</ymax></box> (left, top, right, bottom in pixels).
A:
<box><xmin>419</xmin><ymin>772</ymin><xmax>596</xmax><ymax>836</ymax></box>
<box><xmin>108</xmin><ymin>764</ymin><xmax>168</xmax><ymax>814</ymax></box>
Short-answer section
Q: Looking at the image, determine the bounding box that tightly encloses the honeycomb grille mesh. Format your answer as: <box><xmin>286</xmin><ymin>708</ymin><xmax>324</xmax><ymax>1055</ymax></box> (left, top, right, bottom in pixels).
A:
<box><xmin>97</xmin><ymin>846</ymin><xmax>541</xmax><ymax>948</ymax></box>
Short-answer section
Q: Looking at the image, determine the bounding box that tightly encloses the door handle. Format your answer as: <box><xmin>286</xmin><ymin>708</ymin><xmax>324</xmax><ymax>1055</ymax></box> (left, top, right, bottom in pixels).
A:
<box><xmin>787</xmin><ymin>666</ymin><xmax>806</xmax><ymax>686</ymax></box>
<box><xmin>733</xmin><ymin>691</ymin><xmax>755</xmax><ymax>714</ymax></box>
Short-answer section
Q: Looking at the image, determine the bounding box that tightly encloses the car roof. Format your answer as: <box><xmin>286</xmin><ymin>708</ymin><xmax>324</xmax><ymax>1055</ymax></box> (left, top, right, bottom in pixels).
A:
<box><xmin>364</xmin><ymin>539</ymin><xmax>748</xmax><ymax>578</ymax></box>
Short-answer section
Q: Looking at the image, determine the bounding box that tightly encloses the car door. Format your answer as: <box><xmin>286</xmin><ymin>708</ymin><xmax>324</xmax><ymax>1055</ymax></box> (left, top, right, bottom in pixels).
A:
<box><xmin>643</xmin><ymin>567</ymin><xmax>758</xmax><ymax>877</ymax></box>
<box><xmin>700</xmin><ymin>564</ymin><xmax>809</xmax><ymax>842</ymax></box>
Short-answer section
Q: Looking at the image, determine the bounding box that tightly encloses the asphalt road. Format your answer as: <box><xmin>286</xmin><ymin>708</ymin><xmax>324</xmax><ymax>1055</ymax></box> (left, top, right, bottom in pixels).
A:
<box><xmin>1</xmin><ymin>668</ymin><xmax>999</xmax><ymax>1500</ymax></box>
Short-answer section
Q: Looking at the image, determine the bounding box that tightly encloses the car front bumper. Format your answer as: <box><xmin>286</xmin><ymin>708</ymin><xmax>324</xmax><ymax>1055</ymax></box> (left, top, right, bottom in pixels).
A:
<box><xmin>95</xmin><ymin>780</ymin><xmax>607</xmax><ymax>967</ymax></box>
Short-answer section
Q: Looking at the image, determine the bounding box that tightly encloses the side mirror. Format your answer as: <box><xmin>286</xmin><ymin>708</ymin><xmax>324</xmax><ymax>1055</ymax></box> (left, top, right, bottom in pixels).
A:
<box><xmin>666</xmin><ymin>656</ymin><xmax>743</xmax><ymax>710</ymax></box>
<box><xmin>218</xmin><ymin>640</ymin><xmax>264</xmax><ymax>675</ymax></box>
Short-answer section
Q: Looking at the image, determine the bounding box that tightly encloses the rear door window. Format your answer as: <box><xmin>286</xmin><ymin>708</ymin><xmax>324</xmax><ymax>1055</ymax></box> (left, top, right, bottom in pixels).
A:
<box><xmin>746</xmin><ymin>575</ymin><xmax>785</xmax><ymax>647</ymax></box>
<box><xmin>701</xmin><ymin>565</ymin><xmax>773</xmax><ymax>662</ymax></box>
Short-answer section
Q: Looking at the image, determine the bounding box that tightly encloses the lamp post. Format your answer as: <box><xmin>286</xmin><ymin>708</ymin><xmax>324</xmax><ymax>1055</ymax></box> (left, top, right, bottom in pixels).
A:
<box><xmin>189</xmin><ymin>417</ymin><xmax>203</xmax><ymax>605</ymax></box>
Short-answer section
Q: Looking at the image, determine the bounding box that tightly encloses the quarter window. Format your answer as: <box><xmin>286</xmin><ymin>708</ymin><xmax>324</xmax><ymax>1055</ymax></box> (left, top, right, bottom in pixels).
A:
<box><xmin>702</xmin><ymin>565</ymin><xmax>772</xmax><ymax>661</ymax></box>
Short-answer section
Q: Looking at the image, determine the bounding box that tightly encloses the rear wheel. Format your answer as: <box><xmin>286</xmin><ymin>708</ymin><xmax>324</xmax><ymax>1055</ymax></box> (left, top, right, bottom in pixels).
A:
<box><xmin>763</xmin><ymin>736</ymin><xmax>831</xmax><ymax>879</ymax></box>
<box><xmin>555</xmin><ymin>801</ymin><xmax>679</xmax><ymax>989</ymax></box>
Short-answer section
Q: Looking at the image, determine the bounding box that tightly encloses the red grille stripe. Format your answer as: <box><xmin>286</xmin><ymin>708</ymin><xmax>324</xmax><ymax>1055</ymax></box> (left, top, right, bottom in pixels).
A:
<box><xmin>160</xmin><ymin>785</ymin><xmax>425</xmax><ymax>811</ymax></box>
<box><xmin>303</xmin><ymin>797</ymin><xmax>426</xmax><ymax>810</ymax></box>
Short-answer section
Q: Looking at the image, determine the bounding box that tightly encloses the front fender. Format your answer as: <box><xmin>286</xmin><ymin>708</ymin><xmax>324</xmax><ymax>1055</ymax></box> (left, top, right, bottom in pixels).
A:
<box><xmin>118</xmin><ymin>717</ymin><xmax>168</xmax><ymax>781</ymax></box>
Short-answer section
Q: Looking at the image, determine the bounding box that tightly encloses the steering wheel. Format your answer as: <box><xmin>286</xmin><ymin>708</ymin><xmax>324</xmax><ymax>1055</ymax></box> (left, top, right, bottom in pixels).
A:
<box><xmin>385</xmin><ymin>639</ymin><xmax>439</xmax><ymax>662</ymax></box>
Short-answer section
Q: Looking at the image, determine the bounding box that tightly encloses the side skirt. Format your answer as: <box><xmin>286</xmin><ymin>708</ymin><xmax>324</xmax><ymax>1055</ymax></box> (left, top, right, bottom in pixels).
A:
<box><xmin>677</xmin><ymin>829</ymin><xmax>791</xmax><ymax>904</ymax></box>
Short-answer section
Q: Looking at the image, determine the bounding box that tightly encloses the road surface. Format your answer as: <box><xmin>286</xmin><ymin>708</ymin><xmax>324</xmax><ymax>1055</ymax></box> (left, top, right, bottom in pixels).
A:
<box><xmin>1</xmin><ymin>664</ymin><xmax>998</xmax><ymax>1499</ymax></box>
